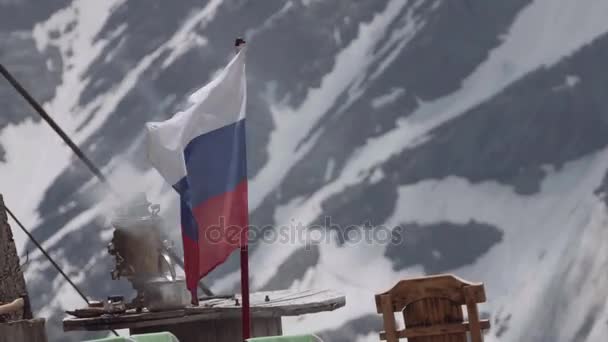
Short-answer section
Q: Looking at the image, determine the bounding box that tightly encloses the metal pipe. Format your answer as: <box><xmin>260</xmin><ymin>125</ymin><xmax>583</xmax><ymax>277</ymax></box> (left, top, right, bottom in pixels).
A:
<box><xmin>0</xmin><ymin>62</ymin><xmax>214</xmax><ymax>297</ymax></box>
<box><xmin>4</xmin><ymin>202</ymin><xmax>120</xmax><ymax>336</ymax></box>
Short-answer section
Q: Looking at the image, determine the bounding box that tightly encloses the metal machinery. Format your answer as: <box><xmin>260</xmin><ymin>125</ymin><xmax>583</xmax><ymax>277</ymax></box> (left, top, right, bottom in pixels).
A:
<box><xmin>107</xmin><ymin>194</ymin><xmax>188</xmax><ymax>311</ymax></box>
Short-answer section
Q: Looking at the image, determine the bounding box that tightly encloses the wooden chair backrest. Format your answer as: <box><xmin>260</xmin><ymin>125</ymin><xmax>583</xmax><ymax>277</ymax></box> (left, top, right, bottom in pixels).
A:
<box><xmin>375</xmin><ymin>274</ymin><xmax>490</xmax><ymax>342</ymax></box>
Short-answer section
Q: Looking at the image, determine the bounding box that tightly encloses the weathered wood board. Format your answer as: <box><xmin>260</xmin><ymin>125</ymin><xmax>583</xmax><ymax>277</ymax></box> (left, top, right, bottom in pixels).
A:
<box><xmin>0</xmin><ymin>194</ymin><xmax>31</xmax><ymax>322</ymax></box>
<box><xmin>131</xmin><ymin>317</ymin><xmax>282</xmax><ymax>342</ymax></box>
<box><xmin>187</xmin><ymin>289</ymin><xmax>346</xmax><ymax>317</ymax></box>
<box><xmin>63</xmin><ymin>289</ymin><xmax>345</xmax><ymax>332</ymax></box>
<box><xmin>0</xmin><ymin>319</ymin><xmax>47</xmax><ymax>342</ymax></box>
<box><xmin>376</xmin><ymin>274</ymin><xmax>489</xmax><ymax>342</ymax></box>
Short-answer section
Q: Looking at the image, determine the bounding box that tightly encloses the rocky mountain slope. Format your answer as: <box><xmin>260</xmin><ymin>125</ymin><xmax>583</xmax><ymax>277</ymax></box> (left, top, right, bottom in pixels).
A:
<box><xmin>2</xmin><ymin>0</ymin><xmax>608</xmax><ymax>341</ymax></box>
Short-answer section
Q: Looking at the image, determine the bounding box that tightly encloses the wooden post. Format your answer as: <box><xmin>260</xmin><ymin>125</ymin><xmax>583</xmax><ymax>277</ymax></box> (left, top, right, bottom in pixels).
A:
<box><xmin>464</xmin><ymin>286</ymin><xmax>483</xmax><ymax>342</ymax></box>
<box><xmin>379</xmin><ymin>295</ymin><xmax>398</xmax><ymax>342</ymax></box>
<box><xmin>0</xmin><ymin>194</ymin><xmax>47</xmax><ymax>342</ymax></box>
<box><xmin>0</xmin><ymin>194</ymin><xmax>31</xmax><ymax>322</ymax></box>
<box><xmin>0</xmin><ymin>319</ymin><xmax>47</xmax><ymax>342</ymax></box>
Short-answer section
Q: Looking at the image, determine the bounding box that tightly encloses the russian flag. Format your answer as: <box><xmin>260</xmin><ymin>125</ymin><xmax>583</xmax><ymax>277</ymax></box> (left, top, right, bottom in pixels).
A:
<box><xmin>146</xmin><ymin>48</ymin><xmax>248</xmax><ymax>300</ymax></box>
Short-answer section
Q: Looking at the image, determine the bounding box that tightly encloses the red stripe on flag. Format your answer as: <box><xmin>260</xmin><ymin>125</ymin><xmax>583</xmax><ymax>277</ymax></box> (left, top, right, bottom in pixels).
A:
<box><xmin>181</xmin><ymin>234</ymin><xmax>200</xmax><ymax>296</ymax></box>
<box><xmin>191</xmin><ymin>180</ymin><xmax>249</xmax><ymax>278</ymax></box>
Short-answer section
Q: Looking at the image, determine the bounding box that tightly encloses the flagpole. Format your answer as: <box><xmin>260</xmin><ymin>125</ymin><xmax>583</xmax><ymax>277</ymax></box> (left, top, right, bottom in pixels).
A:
<box><xmin>240</xmin><ymin>244</ymin><xmax>251</xmax><ymax>340</ymax></box>
<box><xmin>235</xmin><ymin>37</ymin><xmax>251</xmax><ymax>341</ymax></box>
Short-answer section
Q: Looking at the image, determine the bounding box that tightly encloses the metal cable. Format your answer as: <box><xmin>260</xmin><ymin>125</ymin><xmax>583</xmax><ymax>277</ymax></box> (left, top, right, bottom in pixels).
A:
<box><xmin>0</xmin><ymin>63</ymin><xmax>108</xmax><ymax>184</ymax></box>
<box><xmin>4</xmin><ymin>203</ymin><xmax>119</xmax><ymax>336</ymax></box>
<box><xmin>0</xmin><ymin>62</ymin><xmax>213</xmax><ymax>296</ymax></box>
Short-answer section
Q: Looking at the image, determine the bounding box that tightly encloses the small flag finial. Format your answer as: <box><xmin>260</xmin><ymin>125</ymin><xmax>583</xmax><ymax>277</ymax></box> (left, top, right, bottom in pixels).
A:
<box><xmin>235</xmin><ymin>37</ymin><xmax>246</xmax><ymax>52</ymax></box>
<box><xmin>235</xmin><ymin>37</ymin><xmax>246</xmax><ymax>47</ymax></box>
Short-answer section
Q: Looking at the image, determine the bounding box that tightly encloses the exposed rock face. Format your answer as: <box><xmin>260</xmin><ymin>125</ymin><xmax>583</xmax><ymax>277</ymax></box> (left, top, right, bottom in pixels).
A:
<box><xmin>3</xmin><ymin>1</ymin><xmax>608</xmax><ymax>341</ymax></box>
<box><xmin>0</xmin><ymin>32</ymin><xmax>62</xmax><ymax>161</ymax></box>
<box><xmin>386</xmin><ymin>221</ymin><xmax>503</xmax><ymax>274</ymax></box>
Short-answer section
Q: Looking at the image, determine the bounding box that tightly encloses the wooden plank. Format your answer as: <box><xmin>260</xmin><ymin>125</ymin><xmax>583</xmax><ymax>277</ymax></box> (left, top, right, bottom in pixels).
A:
<box><xmin>63</xmin><ymin>309</ymin><xmax>186</xmax><ymax>331</ymax></box>
<box><xmin>131</xmin><ymin>317</ymin><xmax>281</xmax><ymax>342</ymax></box>
<box><xmin>405</xmin><ymin>297</ymin><xmax>466</xmax><ymax>342</ymax></box>
<box><xmin>376</xmin><ymin>275</ymin><xmax>489</xmax><ymax>342</ymax></box>
<box><xmin>267</xmin><ymin>317</ymin><xmax>281</xmax><ymax>337</ymax></box>
<box><xmin>375</xmin><ymin>274</ymin><xmax>486</xmax><ymax>313</ymax></box>
<box><xmin>276</xmin><ymin>316</ymin><xmax>283</xmax><ymax>335</ymax></box>
<box><xmin>195</xmin><ymin>289</ymin><xmax>328</xmax><ymax>309</ymax></box>
<box><xmin>187</xmin><ymin>289</ymin><xmax>345</xmax><ymax>317</ymax></box>
<box><xmin>217</xmin><ymin>318</ymin><xmax>241</xmax><ymax>342</ymax></box>
<box><xmin>0</xmin><ymin>319</ymin><xmax>47</xmax><ymax>342</ymax></box>
<box><xmin>63</xmin><ymin>289</ymin><xmax>344</xmax><ymax>332</ymax></box>
<box><xmin>0</xmin><ymin>195</ymin><xmax>31</xmax><ymax>322</ymax></box>
<box><xmin>379</xmin><ymin>320</ymin><xmax>491</xmax><ymax>340</ymax></box>
<box><xmin>464</xmin><ymin>286</ymin><xmax>483</xmax><ymax>342</ymax></box>
<box><xmin>66</xmin><ymin>308</ymin><xmax>245</xmax><ymax>331</ymax></box>
<box><xmin>251</xmin><ymin>317</ymin><xmax>266</xmax><ymax>337</ymax></box>
<box><xmin>379</xmin><ymin>295</ymin><xmax>398</xmax><ymax>342</ymax></box>
<box><xmin>250</xmin><ymin>316</ymin><xmax>281</xmax><ymax>338</ymax></box>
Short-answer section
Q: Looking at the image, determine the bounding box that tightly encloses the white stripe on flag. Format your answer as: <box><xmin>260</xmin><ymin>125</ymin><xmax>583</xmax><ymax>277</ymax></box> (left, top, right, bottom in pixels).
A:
<box><xmin>146</xmin><ymin>49</ymin><xmax>247</xmax><ymax>185</ymax></box>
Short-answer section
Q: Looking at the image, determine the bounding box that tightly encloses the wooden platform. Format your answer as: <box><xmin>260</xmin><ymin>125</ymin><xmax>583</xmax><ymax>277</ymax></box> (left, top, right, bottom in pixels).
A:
<box><xmin>64</xmin><ymin>289</ymin><xmax>345</xmax><ymax>340</ymax></box>
<box><xmin>0</xmin><ymin>319</ymin><xmax>47</xmax><ymax>342</ymax></box>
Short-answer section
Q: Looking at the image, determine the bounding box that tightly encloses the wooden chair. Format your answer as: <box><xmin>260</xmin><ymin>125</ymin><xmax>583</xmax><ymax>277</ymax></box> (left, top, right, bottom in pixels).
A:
<box><xmin>375</xmin><ymin>274</ymin><xmax>490</xmax><ymax>342</ymax></box>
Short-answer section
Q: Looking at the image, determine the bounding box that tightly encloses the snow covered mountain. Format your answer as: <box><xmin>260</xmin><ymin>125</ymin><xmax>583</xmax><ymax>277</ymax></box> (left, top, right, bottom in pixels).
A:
<box><xmin>2</xmin><ymin>0</ymin><xmax>608</xmax><ymax>341</ymax></box>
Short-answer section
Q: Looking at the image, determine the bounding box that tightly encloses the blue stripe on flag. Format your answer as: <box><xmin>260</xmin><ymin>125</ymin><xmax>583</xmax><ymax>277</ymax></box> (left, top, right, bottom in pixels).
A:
<box><xmin>183</xmin><ymin>119</ymin><xmax>247</xmax><ymax>207</ymax></box>
<box><xmin>173</xmin><ymin>178</ymin><xmax>199</xmax><ymax>240</ymax></box>
<box><xmin>180</xmin><ymin>196</ymin><xmax>198</xmax><ymax>241</ymax></box>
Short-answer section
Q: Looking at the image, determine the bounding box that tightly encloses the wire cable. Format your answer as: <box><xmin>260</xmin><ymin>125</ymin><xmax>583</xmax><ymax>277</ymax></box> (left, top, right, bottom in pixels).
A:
<box><xmin>4</xmin><ymin>202</ymin><xmax>119</xmax><ymax>336</ymax></box>
<box><xmin>0</xmin><ymin>63</ymin><xmax>108</xmax><ymax>184</ymax></box>
<box><xmin>0</xmin><ymin>62</ymin><xmax>214</xmax><ymax>296</ymax></box>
